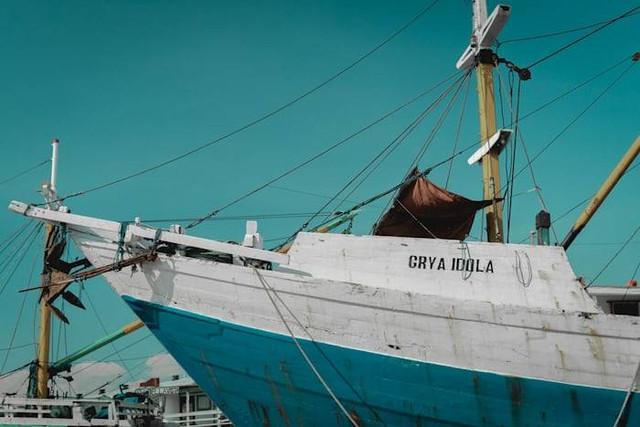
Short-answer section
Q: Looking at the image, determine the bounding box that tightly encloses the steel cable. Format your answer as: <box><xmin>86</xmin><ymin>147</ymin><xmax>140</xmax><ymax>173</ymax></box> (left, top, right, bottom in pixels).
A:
<box><xmin>526</xmin><ymin>5</ymin><xmax>640</xmax><ymax>69</ymax></box>
<box><xmin>45</xmin><ymin>1</ymin><xmax>442</xmax><ymax>206</ymax></box>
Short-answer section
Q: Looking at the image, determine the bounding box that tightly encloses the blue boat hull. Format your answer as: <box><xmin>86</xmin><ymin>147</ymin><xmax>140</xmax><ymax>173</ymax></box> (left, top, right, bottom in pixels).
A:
<box><xmin>124</xmin><ymin>297</ymin><xmax>638</xmax><ymax>426</ymax></box>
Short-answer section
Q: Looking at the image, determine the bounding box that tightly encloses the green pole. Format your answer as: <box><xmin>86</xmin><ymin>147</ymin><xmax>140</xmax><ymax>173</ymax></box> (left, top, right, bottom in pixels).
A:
<box><xmin>49</xmin><ymin>320</ymin><xmax>144</xmax><ymax>376</ymax></box>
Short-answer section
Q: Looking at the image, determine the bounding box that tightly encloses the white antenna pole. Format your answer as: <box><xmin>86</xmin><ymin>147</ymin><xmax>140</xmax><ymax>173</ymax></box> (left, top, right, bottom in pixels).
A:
<box><xmin>50</xmin><ymin>138</ymin><xmax>59</xmax><ymax>194</ymax></box>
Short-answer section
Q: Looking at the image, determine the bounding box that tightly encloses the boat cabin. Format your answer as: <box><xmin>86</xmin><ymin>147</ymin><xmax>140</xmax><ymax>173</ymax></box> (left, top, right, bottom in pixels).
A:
<box><xmin>588</xmin><ymin>286</ymin><xmax>640</xmax><ymax>316</ymax></box>
<box><xmin>136</xmin><ymin>376</ymin><xmax>231</xmax><ymax>426</ymax></box>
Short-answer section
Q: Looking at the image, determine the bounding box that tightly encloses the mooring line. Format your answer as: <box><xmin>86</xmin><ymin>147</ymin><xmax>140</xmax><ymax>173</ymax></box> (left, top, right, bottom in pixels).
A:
<box><xmin>613</xmin><ymin>359</ymin><xmax>640</xmax><ymax>426</ymax></box>
<box><xmin>252</xmin><ymin>266</ymin><xmax>358</xmax><ymax>426</ymax></box>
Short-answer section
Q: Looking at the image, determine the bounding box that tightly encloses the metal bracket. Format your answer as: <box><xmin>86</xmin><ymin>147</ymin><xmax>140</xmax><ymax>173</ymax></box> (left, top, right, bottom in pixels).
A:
<box><xmin>467</xmin><ymin>129</ymin><xmax>513</xmax><ymax>165</ymax></box>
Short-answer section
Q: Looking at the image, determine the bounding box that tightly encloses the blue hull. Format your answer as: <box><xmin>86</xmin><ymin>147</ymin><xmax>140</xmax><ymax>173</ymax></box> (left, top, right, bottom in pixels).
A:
<box><xmin>124</xmin><ymin>297</ymin><xmax>638</xmax><ymax>426</ymax></box>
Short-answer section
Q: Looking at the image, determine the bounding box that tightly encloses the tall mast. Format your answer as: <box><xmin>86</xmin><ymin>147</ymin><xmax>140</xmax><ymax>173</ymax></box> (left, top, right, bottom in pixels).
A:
<box><xmin>457</xmin><ymin>1</ymin><xmax>511</xmax><ymax>242</ymax></box>
<box><xmin>475</xmin><ymin>1</ymin><xmax>502</xmax><ymax>243</ymax></box>
<box><xmin>561</xmin><ymin>136</ymin><xmax>640</xmax><ymax>250</ymax></box>
<box><xmin>36</xmin><ymin>138</ymin><xmax>59</xmax><ymax>398</ymax></box>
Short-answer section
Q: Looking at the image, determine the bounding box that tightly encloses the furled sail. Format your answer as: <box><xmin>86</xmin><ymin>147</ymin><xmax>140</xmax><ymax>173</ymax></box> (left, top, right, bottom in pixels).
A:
<box><xmin>373</xmin><ymin>169</ymin><xmax>491</xmax><ymax>240</ymax></box>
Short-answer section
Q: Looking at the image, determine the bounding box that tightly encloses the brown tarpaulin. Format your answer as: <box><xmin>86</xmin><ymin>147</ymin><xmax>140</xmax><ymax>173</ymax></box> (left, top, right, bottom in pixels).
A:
<box><xmin>373</xmin><ymin>169</ymin><xmax>491</xmax><ymax>240</ymax></box>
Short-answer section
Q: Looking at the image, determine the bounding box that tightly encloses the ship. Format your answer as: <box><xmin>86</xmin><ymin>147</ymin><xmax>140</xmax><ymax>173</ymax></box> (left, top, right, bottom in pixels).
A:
<box><xmin>6</xmin><ymin>1</ymin><xmax>640</xmax><ymax>425</ymax></box>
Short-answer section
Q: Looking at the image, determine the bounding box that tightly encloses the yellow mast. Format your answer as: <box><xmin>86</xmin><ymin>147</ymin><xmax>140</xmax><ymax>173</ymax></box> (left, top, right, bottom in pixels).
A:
<box><xmin>36</xmin><ymin>138</ymin><xmax>59</xmax><ymax>398</ymax></box>
<box><xmin>36</xmin><ymin>196</ymin><xmax>54</xmax><ymax>398</ymax></box>
<box><xmin>476</xmin><ymin>57</ymin><xmax>503</xmax><ymax>242</ymax></box>
<box><xmin>561</xmin><ymin>136</ymin><xmax>640</xmax><ymax>250</ymax></box>
<box><xmin>456</xmin><ymin>1</ymin><xmax>511</xmax><ymax>242</ymax></box>
<box><xmin>31</xmin><ymin>139</ymin><xmax>147</xmax><ymax>397</ymax></box>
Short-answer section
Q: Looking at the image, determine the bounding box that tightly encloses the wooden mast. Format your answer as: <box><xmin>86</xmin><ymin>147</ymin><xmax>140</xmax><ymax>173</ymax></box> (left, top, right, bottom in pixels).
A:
<box><xmin>473</xmin><ymin>0</ymin><xmax>502</xmax><ymax>242</ymax></box>
<box><xmin>36</xmin><ymin>225</ymin><xmax>54</xmax><ymax>398</ymax></box>
<box><xmin>36</xmin><ymin>138</ymin><xmax>59</xmax><ymax>398</ymax></box>
<box><xmin>457</xmin><ymin>1</ymin><xmax>511</xmax><ymax>242</ymax></box>
<box><xmin>561</xmin><ymin>136</ymin><xmax>640</xmax><ymax>250</ymax></box>
<box><xmin>476</xmin><ymin>59</ymin><xmax>503</xmax><ymax>242</ymax></box>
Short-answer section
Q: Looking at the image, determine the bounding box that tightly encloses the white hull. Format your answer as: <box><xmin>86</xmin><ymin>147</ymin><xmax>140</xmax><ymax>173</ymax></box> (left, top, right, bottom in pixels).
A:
<box><xmin>9</xmin><ymin>201</ymin><xmax>640</xmax><ymax>425</ymax></box>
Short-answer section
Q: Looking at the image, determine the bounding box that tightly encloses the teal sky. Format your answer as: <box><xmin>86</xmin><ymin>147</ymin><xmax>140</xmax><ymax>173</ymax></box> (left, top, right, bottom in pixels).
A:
<box><xmin>1</xmin><ymin>0</ymin><xmax>638</xmax><ymax>395</ymax></box>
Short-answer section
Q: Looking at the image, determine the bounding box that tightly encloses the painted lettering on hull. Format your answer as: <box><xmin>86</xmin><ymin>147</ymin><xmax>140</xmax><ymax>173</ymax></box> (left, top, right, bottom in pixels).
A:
<box><xmin>408</xmin><ymin>255</ymin><xmax>494</xmax><ymax>273</ymax></box>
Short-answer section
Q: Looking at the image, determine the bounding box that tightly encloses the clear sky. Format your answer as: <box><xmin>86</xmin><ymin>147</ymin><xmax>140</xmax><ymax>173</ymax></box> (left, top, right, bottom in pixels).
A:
<box><xmin>1</xmin><ymin>0</ymin><xmax>638</xmax><ymax>396</ymax></box>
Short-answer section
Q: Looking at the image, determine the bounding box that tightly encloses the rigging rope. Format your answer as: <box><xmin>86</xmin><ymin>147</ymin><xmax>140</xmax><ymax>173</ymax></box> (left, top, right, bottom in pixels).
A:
<box><xmin>588</xmin><ymin>224</ymin><xmax>640</xmax><ymax>286</ymax></box>
<box><xmin>0</xmin><ymin>291</ymin><xmax>29</xmax><ymax>375</ymax></box>
<box><xmin>406</xmin><ymin>72</ymin><xmax>470</xmax><ymax>174</ymax></box>
<box><xmin>252</xmin><ymin>265</ymin><xmax>385</xmax><ymax>423</ymax></box>
<box><xmin>0</xmin><ymin>220</ymin><xmax>34</xmax><ymax>260</ymax></box>
<box><xmin>271</xmin><ymin>146</ymin><xmax>481</xmax><ymax>249</ymax></box>
<box><xmin>331</xmin><ymin>72</ymin><xmax>471</xmax><ymax>222</ymax></box>
<box><xmin>369</xmin><ymin>72</ymin><xmax>471</xmax><ymax>229</ymax></box>
<box><xmin>0</xmin><ymin>239</ymin><xmax>40</xmax><ymax>377</ymax></box>
<box><xmin>185</xmin><ymin>70</ymin><xmax>464</xmax><ymax>229</ymax></box>
<box><xmin>0</xmin><ymin>159</ymin><xmax>50</xmax><ymax>186</ymax></box>
<box><xmin>494</xmin><ymin>64</ymin><xmax>561</xmax><ymax>243</ymax></box>
<box><xmin>44</xmin><ymin>1</ymin><xmax>442</xmax><ymax>206</ymax></box>
<box><xmin>269</xmin><ymin>185</ymin><xmax>385</xmax><ymax>209</ymax></box>
<box><xmin>0</xmin><ymin>343</ymin><xmax>35</xmax><ymax>352</ymax></box>
<box><xmin>445</xmin><ymin>73</ymin><xmax>472</xmax><ymax>189</ymax></box>
<box><xmin>498</xmin><ymin>10</ymin><xmax>640</xmax><ymax>46</ymax></box>
<box><xmin>136</xmin><ymin>211</ymin><xmax>335</xmax><ymax>224</ymax></box>
<box><xmin>83</xmin><ymin>287</ymin><xmax>137</xmax><ymax>382</ymax></box>
<box><xmin>396</xmin><ymin>200</ymin><xmax>438</xmax><ymax>239</ymax></box>
<box><xmin>613</xmin><ymin>359</ymin><xmax>640</xmax><ymax>427</ymax></box>
<box><xmin>503</xmin><ymin>71</ymin><xmax>521</xmax><ymax>242</ymax></box>
<box><xmin>70</xmin><ymin>333</ymin><xmax>152</xmax><ymax>377</ymax></box>
<box><xmin>0</xmin><ymin>362</ymin><xmax>31</xmax><ymax>381</ymax></box>
<box><xmin>513</xmin><ymin>59</ymin><xmax>637</xmax><ymax>180</ymax></box>
<box><xmin>515</xmin><ymin>162</ymin><xmax>639</xmax><ymax>244</ymax></box>
<box><xmin>288</xmin><ymin>73</ymin><xmax>470</xmax><ymax>242</ymax></box>
<box><xmin>83</xmin><ymin>354</ymin><xmax>152</xmax><ymax>397</ymax></box>
<box><xmin>252</xmin><ymin>267</ymin><xmax>359</xmax><ymax>426</ymax></box>
<box><xmin>34</xmin><ymin>54</ymin><xmax>628</xmax><ymax>235</ymax></box>
<box><xmin>516</xmin><ymin>55</ymin><xmax>631</xmax><ymax>123</ymax></box>
<box><xmin>0</xmin><ymin>222</ymin><xmax>42</xmax><ymax>298</ymax></box>
<box><xmin>526</xmin><ymin>5</ymin><xmax>640</xmax><ymax>69</ymax></box>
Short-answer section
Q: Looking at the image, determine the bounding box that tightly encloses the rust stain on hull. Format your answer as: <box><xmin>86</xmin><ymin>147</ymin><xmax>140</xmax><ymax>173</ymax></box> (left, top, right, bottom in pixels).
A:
<box><xmin>507</xmin><ymin>377</ymin><xmax>524</xmax><ymax>425</ymax></box>
<box><xmin>248</xmin><ymin>400</ymin><xmax>271</xmax><ymax>426</ymax></box>
<box><xmin>265</xmin><ymin>364</ymin><xmax>291</xmax><ymax>426</ymax></box>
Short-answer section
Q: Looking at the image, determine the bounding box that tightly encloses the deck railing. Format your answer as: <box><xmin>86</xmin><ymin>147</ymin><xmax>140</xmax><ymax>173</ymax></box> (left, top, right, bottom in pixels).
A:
<box><xmin>162</xmin><ymin>408</ymin><xmax>232</xmax><ymax>426</ymax></box>
<box><xmin>0</xmin><ymin>396</ymin><xmax>158</xmax><ymax>426</ymax></box>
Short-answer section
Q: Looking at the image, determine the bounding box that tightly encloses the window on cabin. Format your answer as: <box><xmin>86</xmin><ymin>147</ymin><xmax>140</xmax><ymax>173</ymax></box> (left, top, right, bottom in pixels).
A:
<box><xmin>196</xmin><ymin>394</ymin><xmax>212</xmax><ymax>411</ymax></box>
<box><xmin>609</xmin><ymin>300</ymin><xmax>639</xmax><ymax>316</ymax></box>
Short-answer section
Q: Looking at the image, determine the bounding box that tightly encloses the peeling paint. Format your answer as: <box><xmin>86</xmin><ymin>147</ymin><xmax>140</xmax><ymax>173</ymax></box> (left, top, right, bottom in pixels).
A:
<box><xmin>556</xmin><ymin>345</ymin><xmax>567</xmax><ymax>370</ymax></box>
<box><xmin>264</xmin><ymin>364</ymin><xmax>290</xmax><ymax>426</ymax></box>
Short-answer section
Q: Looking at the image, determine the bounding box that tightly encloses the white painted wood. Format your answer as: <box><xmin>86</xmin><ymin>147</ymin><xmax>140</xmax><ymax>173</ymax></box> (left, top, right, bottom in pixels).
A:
<box><xmin>11</xmin><ymin>204</ymin><xmax>640</xmax><ymax>394</ymax></box>
<box><xmin>127</xmin><ymin>225</ymin><xmax>287</xmax><ymax>264</ymax></box>
<box><xmin>477</xmin><ymin>4</ymin><xmax>511</xmax><ymax>49</ymax></box>
<box><xmin>287</xmin><ymin>232</ymin><xmax>600</xmax><ymax>313</ymax></box>
<box><xmin>588</xmin><ymin>286</ymin><xmax>640</xmax><ymax>314</ymax></box>
<box><xmin>0</xmin><ymin>396</ymin><xmax>151</xmax><ymax>426</ymax></box>
<box><xmin>9</xmin><ymin>201</ymin><xmax>120</xmax><ymax>233</ymax></box>
<box><xmin>66</xmin><ymin>221</ymin><xmax>640</xmax><ymax>393</ymax></box>
<box><xmin>467</xmin><ymin>128</ymin><xmax>512</xmax><ymax>165</ymax></box>
<box><xmin>8</xmin><ymin>201</ymin><xmax>288</xmax><ymax>265</ymax></box>
<box><xmin>456</xmin><ymin>2</ymin><xmax>511</xmax><ymax>69</ymax></box>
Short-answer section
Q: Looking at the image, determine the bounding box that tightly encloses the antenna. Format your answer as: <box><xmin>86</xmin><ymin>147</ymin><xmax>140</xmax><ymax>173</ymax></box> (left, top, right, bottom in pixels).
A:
<box><xmin>50</xmin><ymin>139</ymin><xmax>59</xmax><ymax>194</ymax></box>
